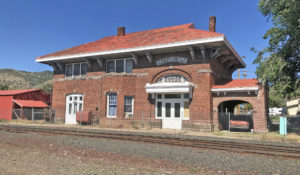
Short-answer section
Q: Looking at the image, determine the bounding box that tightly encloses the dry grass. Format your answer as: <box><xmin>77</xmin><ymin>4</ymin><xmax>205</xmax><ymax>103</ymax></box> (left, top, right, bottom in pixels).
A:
<box><xmin>3</xmin><ymin>121</ymin><xmax>300</xmax><ymax>143</ymax></box>
<box><xmin>9</xmin><ymin>119</ymin><xmax>47</xmax><ymax>124</ymax></box>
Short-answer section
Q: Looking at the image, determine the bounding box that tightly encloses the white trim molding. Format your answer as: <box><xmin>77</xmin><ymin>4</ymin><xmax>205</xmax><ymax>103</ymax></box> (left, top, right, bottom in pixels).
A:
<box><xmin>36</xmin><ymin>36</ymin><xmax>225</xmax><ymax>62</ymax></box>
<box><xmin>145</xmin><ymin>82</ymin><xmax>194</xmax><ymax>94</ymax></box>
<box><xmin>211</xmin><ymin>87</ymin><xmax>259</xmax><ymax>92</ymax></box>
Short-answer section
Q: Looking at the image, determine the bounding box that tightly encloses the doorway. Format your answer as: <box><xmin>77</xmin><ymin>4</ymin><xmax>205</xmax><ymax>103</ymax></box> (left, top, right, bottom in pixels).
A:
<box><xmin>65</xmin><ymin>94</ymin><xmax>83</xmax><ymax>124</ymax></box>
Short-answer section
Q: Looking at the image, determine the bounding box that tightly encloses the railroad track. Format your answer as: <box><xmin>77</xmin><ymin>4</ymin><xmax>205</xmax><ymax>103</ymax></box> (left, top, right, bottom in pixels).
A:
<box><xmin>1</xmin><ymin>124</ymin><xmax>300</xmax><ymax>159</ymax></box>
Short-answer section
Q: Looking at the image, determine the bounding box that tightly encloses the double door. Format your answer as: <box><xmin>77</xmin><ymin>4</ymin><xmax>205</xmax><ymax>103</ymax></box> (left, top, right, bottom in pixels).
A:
<box><xmin>162</xmin><ymin>100</ymin><xmax>183</xmax><ymax>129</ymax></box>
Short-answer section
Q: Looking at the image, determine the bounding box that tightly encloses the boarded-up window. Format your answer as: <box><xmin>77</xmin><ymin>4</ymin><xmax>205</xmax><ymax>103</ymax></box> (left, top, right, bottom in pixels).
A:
<box><xmin>184</xmin><ymin>101</ymin><xmax>189</xmax><ymax>119</ymax></box>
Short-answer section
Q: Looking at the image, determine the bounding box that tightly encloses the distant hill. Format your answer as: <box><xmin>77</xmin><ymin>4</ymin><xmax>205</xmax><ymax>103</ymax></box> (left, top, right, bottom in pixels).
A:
<box><xmin>0</xmin><ymin>69</ymin><xmax>53</xmax><ymax>90</ymax></box>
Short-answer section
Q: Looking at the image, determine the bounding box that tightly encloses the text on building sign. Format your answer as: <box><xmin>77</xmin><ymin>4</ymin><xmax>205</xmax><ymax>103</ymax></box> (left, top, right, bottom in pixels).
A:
<box><xmin>156</xmin><ymin>56</ymin><xmax>188</xmax><ymax>66</ymax></box>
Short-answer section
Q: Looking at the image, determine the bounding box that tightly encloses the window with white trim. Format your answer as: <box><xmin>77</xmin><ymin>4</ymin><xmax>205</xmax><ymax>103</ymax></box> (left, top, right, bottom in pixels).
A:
<box><xmin>124</xmin><ymin>96</ymin><xmax>134</xmax><ymax>118</ymax></box>
<box><xmin>106</xmin><ymin>59</ymin><xmax>133</xmax><ymax>73</ymax></box>
<box><xmin>155</xmin><ymin>94</ymin><xmax>190</xmax><ymax>120</ymax></box>
<box><xmin>107</xmin><ymin>93</ymin><xmax>117</xmax><ymax>118</ymax></box>
<box><xmin>65</xmin><ymin>62</ymin><xmax>88</xmax><ymax>77</ymax></box>
<box><xmin>66</xmin><ymin>94</ymin><xmax>84</xmax><ymax>115</ymax></box>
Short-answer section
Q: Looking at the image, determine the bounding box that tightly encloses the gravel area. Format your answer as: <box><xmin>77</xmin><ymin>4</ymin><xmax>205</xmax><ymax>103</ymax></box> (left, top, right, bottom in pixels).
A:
<box><xmin>1</xmin><ymin>130</ymin><xmax>300</xmax><ymax>175</ymax></box>
<box><xmin>2</xmin><ymin>123</ymin><xmax>300</xmax><ymax>147</ymax></box>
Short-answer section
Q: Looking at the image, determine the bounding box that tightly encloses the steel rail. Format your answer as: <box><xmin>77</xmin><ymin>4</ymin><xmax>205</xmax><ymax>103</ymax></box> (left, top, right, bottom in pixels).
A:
<box><xmin>1</xmin><ymin>125</ymin><xmax>300</xmax><ymax>159</ymax></box>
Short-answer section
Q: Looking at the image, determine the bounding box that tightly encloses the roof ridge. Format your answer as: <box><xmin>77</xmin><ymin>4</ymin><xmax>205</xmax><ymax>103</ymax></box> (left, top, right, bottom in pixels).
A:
<box><xmin>97</xmin><ymin>23</ymin><xmax>195</xmax><ymax>41</ymax></box>
<box><xmin>37</xmin><ymin>23</ymin><xmax>227</xmax><ymax>60</ymax></box>
<box><xmin>187</xmin><ymin>27</ymin><xmax>224</xmax><ymax>36</ymax></box>
<box><xmin>119</xmin><ymin>23</ymin><xmax>195</xmax><ymax>36</ymax></box>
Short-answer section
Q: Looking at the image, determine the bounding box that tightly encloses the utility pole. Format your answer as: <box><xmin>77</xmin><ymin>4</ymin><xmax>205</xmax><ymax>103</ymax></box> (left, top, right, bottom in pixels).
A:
<box><xmin>243</xmin><ymin>70</ymin><xmax>247</xmax><ymax>79</ymax></box>
<box><xmin>237</xmin><ymin>56</ymin><xmax>247</xmax><ymax>115</ymax></box>
<box><xmin>237</xmin><ymin>69</ymin><xmax>240</xmax><ymax>115</ymax></box>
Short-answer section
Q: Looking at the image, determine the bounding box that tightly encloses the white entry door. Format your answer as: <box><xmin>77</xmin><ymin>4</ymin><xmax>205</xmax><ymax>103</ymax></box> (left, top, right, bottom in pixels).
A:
<box><xmin>65</xmin><ymin>94</ymin><xmax>83</xmax><ymax>124</ymax></box>
<box><xmin>162</xmin><ymin>101</ymin><xmax>183</xmax><ymax>129</ymax></box>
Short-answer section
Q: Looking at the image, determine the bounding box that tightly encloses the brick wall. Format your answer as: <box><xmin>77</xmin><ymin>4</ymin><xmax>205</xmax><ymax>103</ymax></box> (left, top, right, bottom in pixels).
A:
<box><xmin>50</xmin><ymin>49</ymin><xmax>267</xmax><ymax>132</ymax></box>
<box><xmin>212</xmin><ymin>85</ymin><xmax>268</xmax><ymax>132</ymax></box>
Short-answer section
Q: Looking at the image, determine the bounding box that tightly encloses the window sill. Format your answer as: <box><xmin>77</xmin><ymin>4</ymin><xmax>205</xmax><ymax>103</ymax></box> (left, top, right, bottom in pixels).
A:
<box><xmin>106</xmin><ymin>116</ymin><xmax>116</xmax><ymax>118</ymax></box>
<box><xmin>65</xmin><ymin>75</ymin><xmax>87</xmax><ymax>80</ymax></box>
<box><xmin>103</xmin><ymin>72</ymin><xmax>148</xmax><ymax>78</ymax></box>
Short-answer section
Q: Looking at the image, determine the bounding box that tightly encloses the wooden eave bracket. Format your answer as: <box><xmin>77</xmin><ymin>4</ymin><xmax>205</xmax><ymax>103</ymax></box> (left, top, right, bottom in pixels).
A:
<box><xmin>55</xmin><ymin>61</ymin><xmax>63</xmax><ymax>70</ymax></box>
<box><xmin>221</xmin><ymin>56</ymin><xmax>233</xmax><ymax>64</ymax></box>
<box><xmin>96</xmin><ymin>57</ymin><xmax>103</xmax><ymax>68</ymax></box>
<box><xmin>131</xmin><ymin>53</ymin><xmax>138</xmax><ymax>64</ymax></box>
<box><xmin>211</xmin><ymin>47</ymin><xmax>229</xmax><ymax>60</ymax></box>
<box><xmin>146</xmin><ymin>52</ymin><xmax>152</xmax><ymax>63</ymax></box>
<box><xmin>48</xmin><ymin>62</ymin><xmax>57</xmax><ymax>69</ymax></box>
<box><xmin>84</xmin><ymin>58</ymin><xmax>92</xmax><ymax>69</ymax></box>
<box><xmin>211</xmin><ymin>48</ymin><xmax>221</xmax><ymax>59</ymax></box>
<box><xmin>199</xmin><ymin>45</ymin><xmax>206</xmax><ymax>59</ymax></box>
<box><xmin>225</xmin><ymin>61</ymin><xmax>235</xmax><ymax>70</ymax></box>
<box><xmin>189</xmin><ymin>46</ymin><xmax>196</xmax><ymax>60</ymax></box>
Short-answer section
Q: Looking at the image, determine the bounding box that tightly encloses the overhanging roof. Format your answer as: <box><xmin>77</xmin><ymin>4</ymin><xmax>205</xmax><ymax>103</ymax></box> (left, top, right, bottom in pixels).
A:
<box><xmin>0</xmin><ymin>89</ymin><xmax>40</xmax><ymax>96</ymax></box>
<box><xmin>36</xmin><ymin>23</ymin><xmax>246</xmax><ymax>67</ymax></box>
<box><xmin>211</xmin><ymin>79</ymin><xmax>259</xmax><ymax>92</ymax></box>
<box><xmin>13</xmin><ymin>100</ymin><xmax>48</xmax><ymax>108</ymax></box>
<box><xmin>145</xmin><ymin>82</ymin><xmax>194</xmax><ymax>94</ymax></box>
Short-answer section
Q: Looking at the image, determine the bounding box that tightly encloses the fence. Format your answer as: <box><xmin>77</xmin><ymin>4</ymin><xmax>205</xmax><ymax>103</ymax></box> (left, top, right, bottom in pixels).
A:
<box><xmin>218</xmin><ymin>112</ymin><xmax>253</xmax><ymax>131</ymax></box>
<box><xmin>11</xmin><ymin>108</ymin><xmax>55</xmax><ymax>122</ymax></box>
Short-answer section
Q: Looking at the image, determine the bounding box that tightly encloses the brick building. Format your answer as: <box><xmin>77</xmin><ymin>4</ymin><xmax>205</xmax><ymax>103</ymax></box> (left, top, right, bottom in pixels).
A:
<box><xmin>36</xmin><ymin>17</ymin><xmax>268</xmax><ymax>132</ymax></box>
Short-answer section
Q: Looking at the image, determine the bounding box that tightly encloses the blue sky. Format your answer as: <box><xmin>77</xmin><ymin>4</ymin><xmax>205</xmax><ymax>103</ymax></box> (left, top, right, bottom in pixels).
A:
<box><xmin>0</xmin><ymin>0</ymin><xmax>272</xmax><ymax>79</ymax></box>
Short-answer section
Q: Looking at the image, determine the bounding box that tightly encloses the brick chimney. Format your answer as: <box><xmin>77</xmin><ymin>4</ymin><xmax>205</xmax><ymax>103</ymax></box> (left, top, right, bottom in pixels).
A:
<box><xmin>209</xmin><ymin>16</ymin><xmax>216</xmax><ymax>32</ymax></box>
<box><xmin>117</xmin><ymin>26</ymin><xmax>125</xmax><ymax>36</ymax></box>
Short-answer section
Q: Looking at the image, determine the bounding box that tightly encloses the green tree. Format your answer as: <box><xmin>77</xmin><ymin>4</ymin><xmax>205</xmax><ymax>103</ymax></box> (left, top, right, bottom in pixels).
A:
<box><xmin>0</xmin><ymin>83</ymin><xmax>9</xmax><ymax>90</ymax></box>
<box><xmin>253</xmin><ymin>0</ymin><xmax>300</xmax><ymax>99</ymax></box>
<box><xmin>41</xmin><ymin>83</ymin><xmax>53</xmax><ymax>94</ymax></box>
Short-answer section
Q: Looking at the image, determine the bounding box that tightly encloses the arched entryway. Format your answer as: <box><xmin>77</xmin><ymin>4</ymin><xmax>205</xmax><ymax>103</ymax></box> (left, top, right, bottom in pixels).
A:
<box><xmin>217</xmin><ymin>100</ymin><xmax>254</xmax><ymax>131</ymax></box>
<box><xmin>146</xmin><ymin>73</ymin><xmax>194</xmax><ymax>129</ymax></box>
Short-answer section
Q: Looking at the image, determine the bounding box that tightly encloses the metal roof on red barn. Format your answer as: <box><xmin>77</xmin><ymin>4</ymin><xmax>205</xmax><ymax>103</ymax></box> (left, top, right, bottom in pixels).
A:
<box><xmin>0</xmin><ymin>89</ymin><xmax>41</xmax><ymax>96</ymax></box>
<box><xmin>13</xmin><ymin>100</ymin><xmax>48</xmax><ymax>108</ymax></box>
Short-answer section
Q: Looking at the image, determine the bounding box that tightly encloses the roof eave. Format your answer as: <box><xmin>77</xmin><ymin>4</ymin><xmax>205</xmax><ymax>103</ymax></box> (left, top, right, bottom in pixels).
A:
<box><xmin>36</xmin><ymin>36</ymin><xmax>225</xmax><ymax>63</ymax></box>
<box><xmin>36</xmin><ymin>35</ymin><xmax>246</xmax><ymax>68</ymax></box>
<box><xmin>211</xmin><ymin>87</ymin><xmax>259</xmax><ymax>92</ymax></box>
<box><xmin>223</xmin><ymin>36</ymin><xmax>246</xmax><ymax>67</ymax></box>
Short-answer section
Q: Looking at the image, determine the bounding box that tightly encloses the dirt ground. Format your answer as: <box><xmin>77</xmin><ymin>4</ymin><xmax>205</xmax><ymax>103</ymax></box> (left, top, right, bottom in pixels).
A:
<box><xmin>5</xmin><ymin>120</ymin><xmax>300</xmax><ymax>144</ymax></box>
<box><xmin>0</xmin><ymin>131</ymin><xmax>221</xmax><ymax>175</ymax></box>
<box><xmin>1</xmin><ymin>128</ymin><xmax>300</xmax><ymax>175</ymax></box>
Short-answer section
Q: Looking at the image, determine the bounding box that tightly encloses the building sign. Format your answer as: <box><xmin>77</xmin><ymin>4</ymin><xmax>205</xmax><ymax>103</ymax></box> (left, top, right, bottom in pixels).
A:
<box><xmin>156</xmin><ymin>56</ymin><xmax>188</xmax><ymax>66</ymax></box>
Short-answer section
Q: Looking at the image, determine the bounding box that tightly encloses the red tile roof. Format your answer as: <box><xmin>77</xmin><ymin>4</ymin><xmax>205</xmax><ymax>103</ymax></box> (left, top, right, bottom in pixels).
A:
<box><xmin>13</xmin><ymin>100</ymin><xmax>48</xmax><ymax>108</ymax></box>
<box><xmin>37</xmin><ymin>23</ymin><xmax>223</xmax><ymax>59</ymax></box>
<box><xmin>212</xmin><ymin>79</ymin><xmax>259</xmax><ymax>89</ymax></box>
<box><xmin>0</xmin><ymin>89</ymin><xmax>40</xmax><ymax>96</ymax></box>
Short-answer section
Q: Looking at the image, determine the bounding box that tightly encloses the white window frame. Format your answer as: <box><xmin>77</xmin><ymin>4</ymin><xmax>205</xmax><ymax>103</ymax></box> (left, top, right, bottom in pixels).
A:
<box><xmin>124</xmin><ymin>96</ymin><xmax>134</xmax><ymax>118</ymax></box>
<box><xmin>107</xmin><ymin>93</ymin><xmax>117</xmax><ymax>118</ymax></box>
<box><xmin>106</xmin><ymin>58</ymin><xmax>133</xmax><ymax>73</ymax></box>
<box><xmin>65</xmin><ymin>62</ymin><xmax>88</xmax><ymax>78</ymax></box>
<box><xmin>66</xmin><ymin>94</ymin><xmax>84</xmax><ymax>115</ymax></box>
<box><xmin>155</xmin><ymin>94</ymin><xmax>190</xmax><ymax>120</ymax></box>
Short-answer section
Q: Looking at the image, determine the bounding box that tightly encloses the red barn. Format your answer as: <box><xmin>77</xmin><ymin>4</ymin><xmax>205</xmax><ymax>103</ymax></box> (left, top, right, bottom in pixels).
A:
<box><xmin>0</xmin><ymin>89</ymin><xmax>50</xmax><ymax>121</ymax></box>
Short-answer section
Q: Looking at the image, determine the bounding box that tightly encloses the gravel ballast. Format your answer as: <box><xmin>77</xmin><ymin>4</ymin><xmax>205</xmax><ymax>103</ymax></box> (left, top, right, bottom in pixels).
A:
<box><xmin>1</xmin><ymin>130</ymin><xmax>300</xmax><ymax>174</ymax></box>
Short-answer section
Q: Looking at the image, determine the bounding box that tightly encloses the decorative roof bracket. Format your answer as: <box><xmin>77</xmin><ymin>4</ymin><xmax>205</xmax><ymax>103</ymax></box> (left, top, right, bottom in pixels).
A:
<box><xmin>55</xmin><ymin>61</ymin><xmax>63</xmax><ymax>70</ymax></box>
<box><xmin>84</xmin><ymin>58</ymin><xmax>92</xmax><ymax>69</ymax></box>
<box><xmin>131</xmin><ymin>53</ymin><xmax>138</xmax><ymax>64</ymax></box>
<box><xmin>199</xmin><ymin>45</ymin><xmax>206</xmax><ymax>59</ymax></box>
<box><xmin>96</xmin><ymin>57</ymin><xmax>103</xmax><ymax>68</ymax></box>
<box><xmin>189</xmin><ymin>46</ymin><xmax>195</xmax><ymax>60</ymax></box>
<box><xmin>146</xmin><ymin>52</ymin><xmax>152</xmax><ymax>63</ymax></box>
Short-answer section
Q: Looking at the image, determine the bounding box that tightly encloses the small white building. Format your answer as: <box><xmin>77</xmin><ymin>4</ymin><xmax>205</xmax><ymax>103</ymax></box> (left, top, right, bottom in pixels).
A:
<box><xmin>286</xmin><ymin>99</ymin><xmax>300</xmax><ymax>115</ymax></box>
<box><xmin>269</xmin><ymin>107</ymin><xmax>282</xmax><ymax>116</ymax></box>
